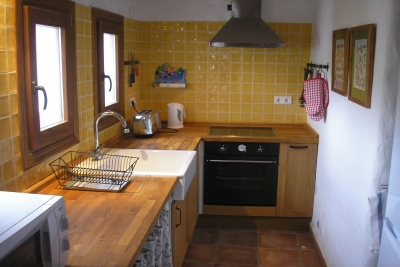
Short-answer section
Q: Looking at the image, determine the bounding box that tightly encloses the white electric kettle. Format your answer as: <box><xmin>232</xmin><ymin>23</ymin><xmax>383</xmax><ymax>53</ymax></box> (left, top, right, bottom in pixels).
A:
<box><xmin>167</xmin><ymin>103</ymin><xmax>186</xmax><ymax>129</ymax></box>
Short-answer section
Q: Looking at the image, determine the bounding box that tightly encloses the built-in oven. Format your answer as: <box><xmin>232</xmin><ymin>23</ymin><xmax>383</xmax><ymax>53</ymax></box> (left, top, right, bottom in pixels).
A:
<box><xmin>203</xmin><ymin>141</ymin><xmax>279</xmax><ymax>207</ymax></box>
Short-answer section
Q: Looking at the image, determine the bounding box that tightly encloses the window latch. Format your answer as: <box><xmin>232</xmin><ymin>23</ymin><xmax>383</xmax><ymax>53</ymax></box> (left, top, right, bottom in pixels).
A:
<box><xmin>32</xmin><ymin>82</ymin><xmax>48</xmax><ymax>110</ymax></box>
<box><xmin>102</xmin><ymin>73</ymin><xmax>112</xmax><ymax>91</ymax></box>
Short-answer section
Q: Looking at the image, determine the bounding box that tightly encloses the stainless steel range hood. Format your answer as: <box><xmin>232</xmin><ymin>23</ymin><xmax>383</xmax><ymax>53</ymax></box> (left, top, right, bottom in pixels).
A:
<box><xmin>209</xmin><ymin>0</ymin><xmax>285</xmax><ymax>48</ymax></box>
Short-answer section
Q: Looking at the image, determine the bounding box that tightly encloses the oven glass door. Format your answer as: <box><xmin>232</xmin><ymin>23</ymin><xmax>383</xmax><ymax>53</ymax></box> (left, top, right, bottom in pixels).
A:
<box><xmin>204</xmin><ymin>155</ymin><xmax>278</xmax><ymax>206</ymax></box>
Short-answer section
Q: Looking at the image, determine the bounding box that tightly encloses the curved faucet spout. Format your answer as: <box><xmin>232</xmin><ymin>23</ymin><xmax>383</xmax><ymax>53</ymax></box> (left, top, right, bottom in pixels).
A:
<box><xmin>93</xmin><ymin>110</ymin><xmax>130</xmax><ymax>159</ymax></box>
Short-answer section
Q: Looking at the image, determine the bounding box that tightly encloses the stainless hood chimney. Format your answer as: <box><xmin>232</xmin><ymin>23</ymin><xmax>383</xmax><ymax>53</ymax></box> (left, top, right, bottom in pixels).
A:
<box><xmin>209</xmin><ymin>0</ymin><xmax>285</xmax><ymax>48</ymax></box>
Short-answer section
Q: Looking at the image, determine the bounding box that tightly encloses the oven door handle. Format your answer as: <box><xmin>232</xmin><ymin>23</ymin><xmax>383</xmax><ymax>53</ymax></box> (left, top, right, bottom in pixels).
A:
<box><xmin>207</xmin><ymin>159</ymin><xmax>276</xmax><ymax>164</ymax></box>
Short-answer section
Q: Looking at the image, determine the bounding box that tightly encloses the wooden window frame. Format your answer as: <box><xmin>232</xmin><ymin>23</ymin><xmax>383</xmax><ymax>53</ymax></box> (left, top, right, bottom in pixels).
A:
<box><xmin>16</xmin><ymin>0</ymin><xmax>79</xmax><ymax>170</ymax></box>
<box><xmin>92</xmin><ymin>8</ymin><xmax>124</xmax><ymax>131</ymax></box>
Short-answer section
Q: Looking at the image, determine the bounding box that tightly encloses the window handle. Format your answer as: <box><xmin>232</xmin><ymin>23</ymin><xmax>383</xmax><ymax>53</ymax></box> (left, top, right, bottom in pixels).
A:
<box><xmin>32</xmin><ymin>83</ymin><xmax>48</xmax><ymax>110</ymax></box>
<box><xmin>102</xmin><ymin>73</ymin><xmax>112</xmax><ymax>91</ymax></box>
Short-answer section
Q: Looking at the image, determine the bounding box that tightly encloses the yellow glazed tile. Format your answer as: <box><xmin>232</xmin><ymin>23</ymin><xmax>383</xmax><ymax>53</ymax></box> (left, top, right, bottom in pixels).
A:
<box><xmin>289</xmin><ymin>23</ymin><xmax>301</xmax><ymax>33</ymax></box>
<box><xmin>0</xmin><ymin>117</ymin><xmax>11</xmax><ymax>140</ymax></box>
<box><xmin>197</xmin><ymin>22</ymin><xmax>208</xmax><ymax>31</ymax></box>
<box><xmin>242</xmin><ymin>73</ymin><xmax>253</xmax><ymax>83</ymax></box>
<box><xmin>6</xmin><ymin>7</ymin><xmax>15</xmax><ymax>28</ymax></box>
<box><xmin>231</xmin><ymin>53</ymin><xmax>242</xmax><ymax>63</ymax></box>
<box><xmin>2</xmin><ymin>52</ymin><xmax>10</xmax><ymax>71</ymax></box>
<box><xmin>198</xmin><ymin>32</ymin><xmax>209</xmax><ymax>42</ymax></box>
<box><xmin>266</xmin><ymin>54</ymin><xmax>277</xmax><ymax>63</ymax></box>
<box><xmin>186</xmin><ymin>22</ymin><xmax>197</xmax><ymax>31</ymax></box>
<box><xmin>0</xmin><ymin>73</ymin><xmax>8</xmax><ymax>95</ymax></box>
<box><xmin>208</xmin><ymin>22</ymin><xmax>220</xmax><ymax>31</ymax></box>
<box><xmin>231</xmin><ymin>64</ymin><xmax>242</xmax><ymax>73</ymax></box>
<box><xmin>185</xmin><ymin>32</ymin><xmax>197</xmax><ymax>41</ymax></box>
<box><xmin>241</xmin><ymin>104</ymin><xmax>251</xmax><ymax>113</ymax></box>
<box><xmin>277</xmin><ymin>23</ymin><xmax>289</xmax><ymax>32</ymax></box>
<box><xmin>241</xmin><ymin>94</ymin><xmax>252</xmax><ymax>103</ymax></box>
<box><xmin>3</xmin><ymin>159</ymin><xmax>15</xmax><ymax>182</ymax></box>
<box><xmin>163</xmin><ymin>22</ymin><xmax>175</xmax><ymax>31</ymax></box>
<box><xmin>9</xmin><ymin>93</ymin><xmax>17</xmax><ymax>114</ymax></box>
<box><xmin>301</xmin><ymin>23</ymin><xmax>312</xmax><ymax>34</ymax></box>
<box><xmin>254</xmin><ymin>74</ymin><xmax>264</xmax><ymax>83</ymax></box>
<box><xmin>197</xmin><ymin>42</ymin><xmax>208</xmax><ymax>51</ymax></box>
<box><xmin>277</xmin><ymin>54</ymin><xmax>288</xmax><ymax>63</ymax></box>
<box><xmin>265</xmin><ymin>74</ymin><xmax>275</xmax><ymax>83</ymax></box>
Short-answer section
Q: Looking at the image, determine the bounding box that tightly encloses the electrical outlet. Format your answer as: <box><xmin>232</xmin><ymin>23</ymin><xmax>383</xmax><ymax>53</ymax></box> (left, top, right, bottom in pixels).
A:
<box><xmin>129</xmin><ymin>97</ymin><xmax>136</xmax><ymax>108</ymax></box>
<box><xmin>274</xmin><ymin>96</ymin><xmax>292</xmax><ymax>105</ymax></box>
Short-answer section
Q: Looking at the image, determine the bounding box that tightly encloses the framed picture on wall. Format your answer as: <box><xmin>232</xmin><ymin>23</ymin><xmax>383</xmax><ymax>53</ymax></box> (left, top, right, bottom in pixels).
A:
<box><xmin>331</xmin><ymin>28</ymin><xmax>350</xmax><ymax>96</ymax></box>
<box><xmin>348</xmin><ymin>24</ymin><xmax>375</xmax><ymax>108</ymax></box>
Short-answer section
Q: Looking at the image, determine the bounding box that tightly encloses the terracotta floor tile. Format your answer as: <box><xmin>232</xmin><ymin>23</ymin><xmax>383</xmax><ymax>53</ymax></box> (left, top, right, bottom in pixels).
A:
<box><xmin>297</xmin><ymin>233</ymin><xmax>314</xmax><ymax>250</ymax></box>
<box><xmin>259</xmin><ymin>248</ymin><xmax>302</xmax><ymax>267</ymax></box>
<box><xmin>191</xmin><ymin>228</ymin><xmax>220</xmax><ymax>245</ymax></box>
<box><xmin>214</xmin><ymin>265</ymin><xmax>258</xmax><ymax>267</ymax></box>
<box><xmin>182</xmin><ymin>262</ymin><xmax>213</xmax><ymax>267</ymax></box>
<box><xmin>184</xmin><ymin>244</ymin><xmax>216</xmax><ymax>263</ymax></box>
<box><xmin>218</xmin><ymin>229</ymin><xmax>258</xmax><ymax>247</ymax></box>
<box><xmin>259</xmin><ymin>231</ymin><xmax>299</xmax><ymax>249</ymax></box>
<box><xmin>215</xmin><ymin>246</ymin><xmax>258</xmax><ymax>265</ymax></box>
<box><xmin>184</xmin><ymin>228</ymin><xmax>320</xmax><ymax>267</ymax></box>
<box><xmin>301</xmin><ymin>250</ymin><xmax>321</xmax><ymax>267</ymax></box>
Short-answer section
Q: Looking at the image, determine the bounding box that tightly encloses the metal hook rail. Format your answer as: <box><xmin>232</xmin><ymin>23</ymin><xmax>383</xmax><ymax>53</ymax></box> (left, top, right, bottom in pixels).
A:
<box><xmin>306</xmin><ymin>62</ymin><xmax>329</xmax><ymax>71</ymax></box>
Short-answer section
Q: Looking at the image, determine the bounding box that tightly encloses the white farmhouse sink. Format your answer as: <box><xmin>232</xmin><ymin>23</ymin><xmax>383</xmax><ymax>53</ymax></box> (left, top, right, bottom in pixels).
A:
<box><xmin>101</xmin><ymin>148</ymin><xmax>197</xmax><ymax>200</ymax></box>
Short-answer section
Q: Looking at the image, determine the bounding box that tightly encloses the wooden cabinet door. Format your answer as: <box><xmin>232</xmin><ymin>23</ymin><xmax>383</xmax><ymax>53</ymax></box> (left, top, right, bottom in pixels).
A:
<box><xmin>186</xmin><ymin>170</ymin><xmax>198</xmax><ymax>242</ymax></box>
<box><xmin>172</xmin><ymin>199</ymin><xmax>188</xmax><ymax>267</ymax></box>
<box><xmin>276</xmin><ymin>144</ymin><xmax>317</xmax><ymax>217</ymax></box>
<box><xmin>172</xmin><ymin>146</ymin><xmax>200</xmax><ymax>267</ymax></box>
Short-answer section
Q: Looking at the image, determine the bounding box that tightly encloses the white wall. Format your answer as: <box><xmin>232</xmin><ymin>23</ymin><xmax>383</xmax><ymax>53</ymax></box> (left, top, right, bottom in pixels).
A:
<box><xmin>310</xmin><ymin>0</ymin><xmax>400</xmax><ymax>266</ymax></box>
<box><xmin>72</xmin><ymin>0</ymin><xmax>315</xmax><ymax>23</ymax></box>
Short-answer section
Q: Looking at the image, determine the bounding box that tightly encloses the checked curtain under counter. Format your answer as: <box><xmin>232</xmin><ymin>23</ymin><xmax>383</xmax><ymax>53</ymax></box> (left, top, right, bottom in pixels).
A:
<box><xmin>134</xmin><ymin>203</ymin><xmax>173</xmax><ymax>267</ymax></box>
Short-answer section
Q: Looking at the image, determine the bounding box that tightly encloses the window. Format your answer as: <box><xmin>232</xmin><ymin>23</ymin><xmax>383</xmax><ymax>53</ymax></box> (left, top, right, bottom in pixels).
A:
<box><xmin>92</xmin><ymin>8</ymin><xmax>124</xmax><ymax>130</ymax></box>
<box><xmin>17</xmin><ymin>0</ymin><xmax>78</xmax><ymax>169</ymax></box>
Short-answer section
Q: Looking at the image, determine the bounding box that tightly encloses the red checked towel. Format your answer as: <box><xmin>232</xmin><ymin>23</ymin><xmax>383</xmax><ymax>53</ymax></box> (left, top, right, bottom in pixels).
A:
<box><xmin>303</xmin><ymin>76</ymin><xmax>329</xmax><ymax>121</ymax></box>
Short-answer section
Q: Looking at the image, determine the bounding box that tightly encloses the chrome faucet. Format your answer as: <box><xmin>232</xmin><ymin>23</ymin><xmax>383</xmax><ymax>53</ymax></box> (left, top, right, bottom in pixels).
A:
<box><xmin>93</xmin><ymin>110</ymin><xmax>130</xmax><ymax>159</ymax></box>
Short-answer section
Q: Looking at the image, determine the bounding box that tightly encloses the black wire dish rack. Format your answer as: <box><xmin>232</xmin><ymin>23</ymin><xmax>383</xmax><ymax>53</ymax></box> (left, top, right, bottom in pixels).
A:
<box><xmin>49</xmin><ymin>151</ymin><xmax>139</xmax><ymax>192</ymax></box>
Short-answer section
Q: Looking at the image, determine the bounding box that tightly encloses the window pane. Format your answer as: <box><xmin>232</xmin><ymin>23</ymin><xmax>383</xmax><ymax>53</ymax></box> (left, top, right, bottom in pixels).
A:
<box><xmin>35</xmin><ymin>24</ymin><xmax>65</xmax><ymax>131</ymax></box>
<box><xmin>103</xmin><ymin>33</ymin><xmax>117</xmax><ymax>107</ymax></box>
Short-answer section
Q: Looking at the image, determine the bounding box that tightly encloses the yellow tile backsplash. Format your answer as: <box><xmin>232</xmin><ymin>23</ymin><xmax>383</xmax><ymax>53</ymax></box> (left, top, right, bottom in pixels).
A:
<box><xmin>0</xmin><ymin>0</ymin><xmax>311</xmax><ymax>192</ymax></box>
<box><xmin>138</xmin><ymin>21</ymin><xmax>311</xmax><ymax>123</ymax></box>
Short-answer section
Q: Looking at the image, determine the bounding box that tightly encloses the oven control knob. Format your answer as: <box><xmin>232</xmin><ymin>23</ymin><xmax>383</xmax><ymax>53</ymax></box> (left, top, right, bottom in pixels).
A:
<box><xmin>256</xmin><ymin>145</ymin><xmax>264</xmax><ymax>154</ymax></box>
<box><xmin>219</xmin><ymin>144</ymin><xmax>228</xmax><ymax>153</ymax></box>
<box><xmin>238</xmin><ymin>144</ymin><xmax>246</xmax><ymax>152</ymax></box>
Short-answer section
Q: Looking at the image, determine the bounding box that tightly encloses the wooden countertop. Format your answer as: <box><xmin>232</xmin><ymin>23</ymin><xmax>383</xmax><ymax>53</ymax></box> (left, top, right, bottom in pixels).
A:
<box><xmin>25</xmin><ymin>175</ymin><xmax>177</xmax><ymax>267</ymax></box>
<box><xmin>24</xmin><ymin>123</ymin><xmax>317</xmax><ymax>266</ymax></box>
<box><xmin>105</xmin><ymin>122</ymin><xmax>318</xmax><ymax>149</ymax></box>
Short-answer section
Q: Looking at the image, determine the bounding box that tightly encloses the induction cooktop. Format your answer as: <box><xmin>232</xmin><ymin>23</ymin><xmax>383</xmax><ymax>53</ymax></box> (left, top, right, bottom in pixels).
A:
<box><xmin>207</xmin><ymin>126</ymin><xmax>277</xmax><ymax>137</ymax></box>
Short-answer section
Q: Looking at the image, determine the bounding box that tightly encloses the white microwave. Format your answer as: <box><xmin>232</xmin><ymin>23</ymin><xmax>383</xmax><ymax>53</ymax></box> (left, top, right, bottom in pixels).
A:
<box><xmin>0</xmin><ymin>191</ymin><xmax>70</xmax><ymax>267</ymax></box>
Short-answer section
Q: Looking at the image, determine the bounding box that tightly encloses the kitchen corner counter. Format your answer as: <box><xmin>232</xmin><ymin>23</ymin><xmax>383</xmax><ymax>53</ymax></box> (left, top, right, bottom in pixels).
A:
<box><xmin>24</xmin><ymin>123</ymin><xmax>317</xmax><ymax>266</ymax></box>
<box><xmin>24</xmin><ymin>176</ymin><xmax>177</xmax><ymax>267</ymax></box>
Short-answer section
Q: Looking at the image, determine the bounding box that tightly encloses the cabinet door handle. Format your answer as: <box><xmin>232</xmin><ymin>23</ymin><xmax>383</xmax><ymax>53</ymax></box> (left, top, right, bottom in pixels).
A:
<box><xmin>175</xmin><ymin>206</ymin><xmax>181</xmax><ymax>228</ymax></box>
<box><xmin>289</xmin><ymin>145</ymin><xmax>308</xmax><ymax>149</ymax></box>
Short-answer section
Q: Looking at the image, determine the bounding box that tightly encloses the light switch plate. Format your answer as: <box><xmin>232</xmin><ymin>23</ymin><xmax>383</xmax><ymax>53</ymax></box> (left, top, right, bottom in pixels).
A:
<box><xmin>274</xmin><ymin>96</ymin><xmax>292</xmax><ymax>105</ymax></box>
